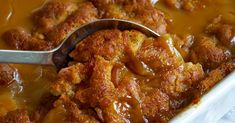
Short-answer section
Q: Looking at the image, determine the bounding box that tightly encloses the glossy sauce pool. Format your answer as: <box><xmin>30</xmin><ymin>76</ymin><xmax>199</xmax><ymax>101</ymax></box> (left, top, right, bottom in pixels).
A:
<box><xmin>0</xmin><ymin>0</ymin><xmax>234</xmax><ymax>119</ymax></box>
<box><xmin>0</xmin><ymin>0</ymin><xmax>57</xmax><ymax>114</ymax></box>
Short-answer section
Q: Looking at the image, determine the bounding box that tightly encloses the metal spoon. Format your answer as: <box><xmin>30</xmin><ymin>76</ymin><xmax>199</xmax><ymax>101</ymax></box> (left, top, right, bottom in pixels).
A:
<box><xmin>0</xmin><ymin>19</ymin><xmax>159</xmax><ymax>69</ymax></box>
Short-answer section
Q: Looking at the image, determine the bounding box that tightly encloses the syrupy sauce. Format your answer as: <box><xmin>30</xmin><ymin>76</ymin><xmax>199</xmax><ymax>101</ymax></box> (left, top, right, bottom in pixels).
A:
<box><xmin>156</xmin><ymin>0</ymin><xmax>235</xmax><ymax>35</ymax></box>
<box><xmin>0</xmin><ymin>0</ymin><xmax>234</xmax><ymax>121</ymax></box>
<box><xmin>0</xmin><ymin>0</ymin><xmax>47</xmax><ymax>49</ymax></box>
<box><xmin>0</xmin><ymin>0</ymin><xmax>13</xmax><ymax>30</ymax></box>
<box><xmin>0</xmin><ymin>0</ymin><xmax>57</xmax><ymax>113</ymax></box>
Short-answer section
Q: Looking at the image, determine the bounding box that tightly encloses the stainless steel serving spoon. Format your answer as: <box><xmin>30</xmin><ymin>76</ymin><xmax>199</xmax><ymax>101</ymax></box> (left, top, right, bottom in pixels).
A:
<box><xmin>0</xmin><ymin>19</ymin><xmax>159</xmax><ymax>69</ymax></box>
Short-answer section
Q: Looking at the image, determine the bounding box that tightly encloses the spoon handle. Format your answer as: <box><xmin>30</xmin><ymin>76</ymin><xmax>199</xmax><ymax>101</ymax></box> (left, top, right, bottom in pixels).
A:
<box><xmin>0</xmin><ymin>50</ymin><xmax>54</xmax><ymax>65</ymax></box>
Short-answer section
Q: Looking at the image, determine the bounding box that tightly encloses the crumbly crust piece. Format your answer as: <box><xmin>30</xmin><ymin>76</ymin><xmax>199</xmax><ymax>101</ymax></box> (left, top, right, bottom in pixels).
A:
<box><xmin>0</xmin><ymin>64</ymin><xmax>19</xmax><ymax>86</ymax></box>
<box><xmin>32</xmin><ymin>0</ymin><xmax>78</xmax><ymax>34</ymax></box>
<box><xmin>2</xmin><ymin>28</ymin><xmax>51</xmax><ymax>50</ymax></box>
<box><xmin>190</xmin><ymin>36</ymin><xmax>231</xmax><ymax>70</ymax></box>
<box><xmin>90</xmin><ymin>0</ymin><xmax>168</xmax><ymax>34</ymax></box>
<box><xmin>46</xmin><ymin>2</ymin><xmax>98</xmax><ymax>45</ymax></box>
<box><xmin>0</xmin><ymin>109</ymin><xmax>31</xmax><ymax>123</ymax></box>
<box><xmin>196</xmin><ymin>62</ymin><xmax>235</xmax><ymax>96</ymax></box>
<box><xmin>2</xmin><ymin>1</ymin><xmax>98</xmax><ymax>50</ymax></box>
<box><xmin>206</xmin><ymin>15</ymin><xmax>235</xmax><ymax>47</ymax></box>
<box><xmin>70</xmin><ymin>29</ymin><xmax>125</xmax><ymax>62</ymax></box>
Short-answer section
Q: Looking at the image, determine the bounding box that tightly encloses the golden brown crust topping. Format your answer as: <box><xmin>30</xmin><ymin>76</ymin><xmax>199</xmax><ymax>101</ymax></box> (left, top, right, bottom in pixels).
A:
<box><xmin>0</xmin><ymin>64</ymin><xmax>19</xmax><ymax>86</ymax></box>
<box><xmin>51</xmin><ymin>29</ymin><xmax>208</xmax><ymax>122</ymax></box>
<box><xmin>196</xmin><ymin>62</ymin><xmax>235</xmax><ymax>95</ymax></box>
<box><xmin>58</xmin><ymin>95</ymin><xmax>100</xmax><ymax>123</ymax></box>
<box><xmin>32</xmin><ymin>0</ymin><xmax>77</xmax><ymax>33</ymax></box>
<box><xmin>158</xmin><ymin>62</ymin><xmax>205</xmax><ymax>97</ymax></box>
<box><xmin>2</xmin><ymin>28</ymin><xmax>51</xmax><ymax>50</ymax></box>
<box><xmin>2</xmin><ymin>0</ymin><xmax>168</xmax><ymax>50</ymax></box>
<box><xmin>142</xmin><ymin>89</ymin><xmax>172</xmax><ymax>122</ymax></box>
<box><xmin>75</xmin><ymin>56</ymin><xmax>124</xmax><ymax>122</ymax></box>
<box><xmin>51</xmin><ymin>63</ymin><xmax>88</xmax><ymax>96</ymax></box>
<box><xmin>70</xmin><ymin>29</ymin><xmax>124</xmax><ymax>62</ymax></box>
<box><xmin>46</xmin><ymin>2</ymin><xmax>98</xmax><ymax>45</ymax></box>
<box><xmin>90</xmin><ymin>0</ymin><xmax>168</xmax><ymax>34</ymax></box>
<box><xmin>0</xmin><ymin>109</ymin><xmax>31</xmax><ymax>123</ymax></box>
<box><xmin>190</xmin><ymin>36</ymin><xmax>231</xmax><ymax>69</ymax></box>
<box><xmin>3</xmin><ymin>1</ymin><xmax>98</xmax><ymax>50</ymax></box>
<box><xmin>206</xmin><ymin>15</ymin><xmax>235</xmax><ymax>47</ymax></box>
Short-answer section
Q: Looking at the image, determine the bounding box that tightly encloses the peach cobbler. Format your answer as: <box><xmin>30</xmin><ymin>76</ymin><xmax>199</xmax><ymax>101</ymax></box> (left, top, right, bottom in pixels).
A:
<box><xmin>0</xmin><ymin>0</ymin><xmax>234</xmax><ymax>123</ymax></box>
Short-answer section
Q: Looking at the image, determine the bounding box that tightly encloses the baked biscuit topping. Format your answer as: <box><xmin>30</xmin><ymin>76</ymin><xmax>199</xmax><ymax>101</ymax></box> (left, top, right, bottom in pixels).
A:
<box><xmin>50</xmin><ymin>29</ymin><xmax>207</xmax><ymax>122</ymax></box>
<box><xmin>3</xmin><ymin>0</ymin><xmax>168</xmax><ymax>51</ymax></box>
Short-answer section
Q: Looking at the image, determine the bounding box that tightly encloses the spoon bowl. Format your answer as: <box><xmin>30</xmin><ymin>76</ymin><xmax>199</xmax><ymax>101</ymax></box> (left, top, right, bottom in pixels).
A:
<box><xmin>0</xmin><ymin>19</ymin><xmax>159</xmax><ymax>70</ymax></box>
